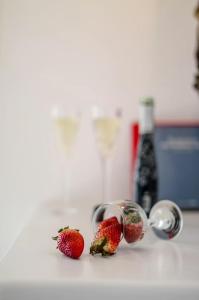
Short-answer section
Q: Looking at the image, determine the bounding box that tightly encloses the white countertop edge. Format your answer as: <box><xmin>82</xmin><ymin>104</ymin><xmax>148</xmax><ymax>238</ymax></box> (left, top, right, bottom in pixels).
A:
<box><xmin>1</xmin><ymin>279</ymin><xmax>199</xmax><ymax>290</ymax></box>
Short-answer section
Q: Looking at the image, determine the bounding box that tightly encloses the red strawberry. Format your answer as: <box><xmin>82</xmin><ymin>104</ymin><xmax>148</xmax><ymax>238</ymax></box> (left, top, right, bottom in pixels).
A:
<box><xmin>123</xmin><ymin>210</ymin><xmax>144</xmax><ymax>243</ymax></box>
<box><xmin>90</xmin><ymin>223</ymin><xmax>121</xmax><ymax>256</ymax></box>
<box><xmin>124</xmin><ymin>222</ymin><xmax>143</xmax><ymax>243</ymax></box>
<box><xmin>98</xmin><ymin>216</ymin><xmax>119</xmax><ymax>231</ymax></box>
<box><xmin>52</xmin><ymin>227</ymin><xmax>84</xmax><ymax>259</ymax></box>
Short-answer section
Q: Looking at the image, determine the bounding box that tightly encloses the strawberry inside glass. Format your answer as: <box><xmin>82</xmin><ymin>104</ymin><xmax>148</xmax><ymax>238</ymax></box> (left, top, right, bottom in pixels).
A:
<box><xmin>123</xmin><ymin>209</ymin><xmax>144</xmax><ymax>243</ymax></box>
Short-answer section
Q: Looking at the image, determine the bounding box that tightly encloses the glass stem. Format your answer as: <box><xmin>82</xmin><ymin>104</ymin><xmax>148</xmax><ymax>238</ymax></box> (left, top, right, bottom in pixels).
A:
<box><xmin>148</xmin><ymin>219</ymin><xmax>157</xmax><ymax>228</ymax></box>
<box><xmin>62</xmin><ymin>157</ymin><xmax>72</xmax><ymax>206</ymax></box>
<box><xmin>101</xmin><ymin>156</ymin><xmax>111</xmax><ymax>203</ymax></box>
<box><xmin>148</xmin><ymin>217</ymin><xmax>172</xmax><ymax>230</ymax></box>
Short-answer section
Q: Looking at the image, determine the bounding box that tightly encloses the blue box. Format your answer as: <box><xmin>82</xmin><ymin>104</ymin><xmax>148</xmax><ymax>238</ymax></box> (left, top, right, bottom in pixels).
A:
<box><xmin>155</xmin><ymin>123</ymin><xmax>199</xmax><ymax>209</ymax></box>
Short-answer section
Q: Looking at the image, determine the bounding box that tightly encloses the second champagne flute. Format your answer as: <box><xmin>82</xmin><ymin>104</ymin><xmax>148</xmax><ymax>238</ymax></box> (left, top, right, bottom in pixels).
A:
<box><xmin>92</xmin><ymin>106</ymin><xmax>122</xmax><ymax>204</ymax></box>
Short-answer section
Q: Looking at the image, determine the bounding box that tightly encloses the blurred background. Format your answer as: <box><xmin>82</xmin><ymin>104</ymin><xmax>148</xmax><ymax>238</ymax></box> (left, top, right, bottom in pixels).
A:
<box><xmin>0</xmin><ymin>0</ymin><xmax>198</xmax><ymax>260</ymax></box>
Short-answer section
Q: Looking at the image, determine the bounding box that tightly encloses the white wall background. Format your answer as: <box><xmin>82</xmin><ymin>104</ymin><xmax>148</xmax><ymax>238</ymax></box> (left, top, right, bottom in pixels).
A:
<box><xmin>0</xmin><ymin>0</ymin><xmax>198</xmax><ymax>260</ymax></box>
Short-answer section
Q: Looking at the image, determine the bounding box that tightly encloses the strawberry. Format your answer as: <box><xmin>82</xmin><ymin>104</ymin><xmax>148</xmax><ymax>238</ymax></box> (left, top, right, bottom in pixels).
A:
<box><xmin>98</xmin><ymin>216</ymin><xmax>119</xmax><ymax>231</ymax></box>
<box><xmin>90</xmin><ymin>222</ymin><xmax>121</xmax><ymax>256</ymax></box>
<box><xmin>123</xmin><ymin>210</ymin><xmax>144</xmax><ymax>243</ymax></box>
<box><xmin>52</xmin><ymin>227</ymin><xmax>84</xmax><ymax>259</ymax></box>
<box><xmin>124</xmin><ymin>222</ymin><xmax>144</xmax><ymax>243</ymax></box>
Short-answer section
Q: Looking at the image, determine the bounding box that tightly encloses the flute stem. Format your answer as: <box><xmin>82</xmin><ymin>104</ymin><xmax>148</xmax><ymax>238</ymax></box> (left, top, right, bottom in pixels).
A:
<box><xmin>101</xmin><ymin>157</ymin><xmax>111</xmax><ymax>203</ymax></box>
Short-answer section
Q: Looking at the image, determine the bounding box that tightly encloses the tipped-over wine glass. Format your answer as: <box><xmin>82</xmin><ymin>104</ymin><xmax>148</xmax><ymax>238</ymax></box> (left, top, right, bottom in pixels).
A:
<box><xmin>92</xmin><ymin>200</ymin><xmax>183</xmax><ymax>245</ymax></box>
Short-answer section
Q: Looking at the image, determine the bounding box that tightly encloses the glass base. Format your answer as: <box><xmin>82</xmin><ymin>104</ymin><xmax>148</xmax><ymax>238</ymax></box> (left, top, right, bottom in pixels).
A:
<box><xmin>149</xmin><ymin>200</ymin><xmax>183</xmax><ymax>240</ymax></box>
<box><xmin>51</xmin><ymin>198</ymin><xmax>79</xmax><ymax>215</ymax></box>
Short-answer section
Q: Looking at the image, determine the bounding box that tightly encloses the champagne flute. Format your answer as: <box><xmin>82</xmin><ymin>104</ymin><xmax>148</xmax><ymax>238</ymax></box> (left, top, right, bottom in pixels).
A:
<box><xmin>92</xmin><ymin>106</ymin><xmax>122</xmax><ymax>204</ymax></box>
<box><xmin>52</xmin><ymin>107</ymin><xmax>80</xmax><ymax>213</ymax></box>
<box><xmin>92</xmin><ymin>200</ymin><xmax>183</xmax><ymax>245</ymax></box>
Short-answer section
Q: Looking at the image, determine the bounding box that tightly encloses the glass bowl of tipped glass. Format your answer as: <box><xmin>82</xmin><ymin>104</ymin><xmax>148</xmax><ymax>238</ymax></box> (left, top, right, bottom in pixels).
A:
<box><xmin>52</xmin><ymin>106</ymin><xmax>80</xmax><ymax>213</ymax></box>
<box><xmin>91</xmin><ymin>106</ymin><xmax>122</xmax><ymax>203</ymax></box>
<box><xmin>92</xmin><ymin>200</ymin><xmax>183</xmax><ymax>245</ymax></box>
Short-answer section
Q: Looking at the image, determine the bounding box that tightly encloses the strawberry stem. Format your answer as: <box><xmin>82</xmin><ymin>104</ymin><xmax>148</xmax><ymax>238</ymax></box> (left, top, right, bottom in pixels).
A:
<box><xmin>102</xmin><ymin>251</ymin><xmax>114</xmax><ymax>257</ymax></box>
<box><xmin>90</xmin><ymin>237</ymin><xmax>107</xmax><ymax>255</ymax></box>
<box><xmin>58</xmin><ymin>226</ymin><xmax>69</xmax><ymax>233</ymax></box>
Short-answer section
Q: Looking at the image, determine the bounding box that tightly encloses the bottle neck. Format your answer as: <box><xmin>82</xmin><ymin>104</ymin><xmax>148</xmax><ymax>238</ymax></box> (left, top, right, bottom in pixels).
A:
<box><xmin>139</xmin><ymin>104</ymin><xmax>154</xmax><ymax>134</ymax></box>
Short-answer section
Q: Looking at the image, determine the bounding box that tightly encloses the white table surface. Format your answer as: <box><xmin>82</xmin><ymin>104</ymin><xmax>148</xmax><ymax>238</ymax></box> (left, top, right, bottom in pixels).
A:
<box><xmin>0</xmin><ymin>201</ymin><xmax>199</xmax><ymax>300</ymax></box>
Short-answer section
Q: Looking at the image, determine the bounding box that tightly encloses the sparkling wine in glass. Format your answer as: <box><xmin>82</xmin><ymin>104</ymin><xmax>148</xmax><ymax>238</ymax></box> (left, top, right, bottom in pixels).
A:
<box><xmin>52</xmin><ymin>107</ymin><xmax>80</xmax><ymax>213</ymax></box>
<box><xmin>92</xmin><ymin>106</ymin><xmax>122</xmax><ymax>205</ymax></box>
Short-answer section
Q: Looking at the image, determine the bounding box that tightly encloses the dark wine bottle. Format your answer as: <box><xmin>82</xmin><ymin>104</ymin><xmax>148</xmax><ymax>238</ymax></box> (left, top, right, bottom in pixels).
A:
<box><xmin>134</xmin><ymin>97</ymin><xmax>158</xmax><ymax>215</ymax></box>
